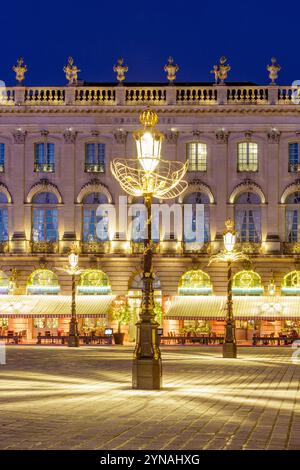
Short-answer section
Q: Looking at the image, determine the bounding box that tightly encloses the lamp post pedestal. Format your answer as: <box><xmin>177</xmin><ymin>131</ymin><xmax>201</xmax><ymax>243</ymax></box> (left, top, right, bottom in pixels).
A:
<box><xmin>68</xmin><ymin>273</ymin><xmax>79</xmax><ymax>348</ymax></box>
<box><xmin>132</xmin><ymin>194</ymin><xmax>162</xmax><ymax>390</ymax></box>
<box><xmin>223</xmin><ymin>259</ymin><xmax>237</xmax><ymax>358</ymax></box>
<box><xmin>132</xmin><ymin>320</ymin><xmax>162</xmax><ymax>390</ymax></box>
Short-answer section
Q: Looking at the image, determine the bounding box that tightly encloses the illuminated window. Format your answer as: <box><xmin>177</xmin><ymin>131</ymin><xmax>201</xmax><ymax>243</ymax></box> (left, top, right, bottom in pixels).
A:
<box><xmin>186</xmin><ymin>142</ymin><xmax>207</xmax><ymax>172</ymax></box>
<box><xmin>281</xmin><ymin>270</ymin><xmax>300</xmax><ymax>295</ymax></box>
<box><xmin>82</xmin><ymin>193</ymin><xmax>109</xmax><ymax>242</ymax></box>
<box><xmin>85</xmin><ymin>143</ymin><xmax>105</xmax><ymax>173</ymax></box>
<box><xmin>32</xmin><ymin>192</ymin><xmax>58</xmax><ymax>242</ymax></box>
<box><xmin>34</xmin><ymin>143</ymin><xmax>55</xmax><ymax>172</ymax></box>
<box><xmin>232</xmin><ymin>270</ymin><xmax>263</xmax><ymax>295</ymax></box>
<box><xmin>77</xmin><ymin>269</ymin><xmax>111</xmax><ymax>295</ymax></box>
<box><xmin>0</xmin><ymin>192</ymin><xmax>8</xmax><ymax>242</ymax></box>
<box><xmin>237</xmin><ymin>142</ymin><xmax>258</xmax><ymax>172</ymax></box>
<box><xmin>235</xmin><ymin>192</ymin><xmax>261</xmax><ymax>242</ymax></box>
<box><xmin>286</xmin><ymin>192</ymin><xmax>300</xmax><ymax>242</ymax></box>
<box><xmin>178</xmin><ymin>270</ymin><xmax>212</xmax><ymax>295</ymax></box>
<box><xmin>288</xmin><ymin>143</ymin><xmax>299</xmax><ymax>172</ymax></box>
<box><xmin>0</xmin><ymin>143</ymin><xmax>5</xmax><ymax>172</ymax></box>
<box><xmin>27</xmin><ymin>269</ymin><xmax>60</xmax><ymax>295</ymax></box>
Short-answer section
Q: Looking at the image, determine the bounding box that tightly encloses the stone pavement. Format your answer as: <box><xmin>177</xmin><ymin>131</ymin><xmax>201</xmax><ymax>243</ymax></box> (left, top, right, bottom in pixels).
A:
<box><xmin>0</xmin><ymin>345</ymin><xmax>299</xmax><ymax>450</ymax></box>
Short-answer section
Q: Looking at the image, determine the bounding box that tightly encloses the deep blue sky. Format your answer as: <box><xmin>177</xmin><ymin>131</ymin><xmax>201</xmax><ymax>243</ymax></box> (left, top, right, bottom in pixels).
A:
<box><xmin>0</xmin><ymin>0</ymin><xmax>299</xmax><ymax>86</ymax></box>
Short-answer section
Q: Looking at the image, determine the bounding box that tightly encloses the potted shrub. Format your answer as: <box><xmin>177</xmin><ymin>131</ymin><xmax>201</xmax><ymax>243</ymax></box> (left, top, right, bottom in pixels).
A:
<box><xmin>109</xmin><ymin>296</ymin><xmax>131</xmax><ymax>345</ymax></box>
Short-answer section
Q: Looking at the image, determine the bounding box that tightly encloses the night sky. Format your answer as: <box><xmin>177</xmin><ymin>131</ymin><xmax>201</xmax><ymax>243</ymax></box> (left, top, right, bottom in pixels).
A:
<box><xmin>1</xmin><ymin>0</ymin><xmax>299</xmax><ymax>86</ymax></box>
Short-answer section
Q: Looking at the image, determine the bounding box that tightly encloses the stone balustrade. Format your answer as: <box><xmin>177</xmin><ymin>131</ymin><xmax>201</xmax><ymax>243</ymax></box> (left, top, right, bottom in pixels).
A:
<box><xmin>0</xmin><ymin>84</ymin><xmax>298</xmax><ymax>107</ymax></box>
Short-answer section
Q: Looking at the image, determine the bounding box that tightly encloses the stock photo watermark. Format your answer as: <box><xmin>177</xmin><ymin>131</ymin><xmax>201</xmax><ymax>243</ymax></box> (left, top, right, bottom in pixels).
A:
<box><xmin>291</xmin><ymin>340</ymin><xmax>300</xmax><ymax>364</ymax></box>
<box><xmin>94</xmin><ymin>196</ymin><xmax>205</xmax><ymax>244</ymax></box>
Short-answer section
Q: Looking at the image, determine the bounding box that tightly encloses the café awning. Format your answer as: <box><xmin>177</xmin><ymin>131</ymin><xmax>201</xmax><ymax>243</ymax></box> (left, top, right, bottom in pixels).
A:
<box><xmin>165</xmin><ymin>295</ymin><xmax>300</xmax><ymax>321</ymax></box>
<box><xmin>0</xmin><ymin>295</ymin><xmax>115</xmax><ymax>318</ymax></box>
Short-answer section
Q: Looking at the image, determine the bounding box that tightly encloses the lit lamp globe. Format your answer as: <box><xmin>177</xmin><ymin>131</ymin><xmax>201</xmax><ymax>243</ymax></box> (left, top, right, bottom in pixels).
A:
<box><xmin>223</xmin><ymin>219</ymin><xmax>236</xmax><ymax>253</ymax></box>
<box><xmin>133</xmin><ymin>110</ymin><xmax>164</xmax><ymax>174</ymax></box>
<box><xmin>68</xmin><ymin>252</ymin><xmax>79</xmax><ymax>270</ymax></box>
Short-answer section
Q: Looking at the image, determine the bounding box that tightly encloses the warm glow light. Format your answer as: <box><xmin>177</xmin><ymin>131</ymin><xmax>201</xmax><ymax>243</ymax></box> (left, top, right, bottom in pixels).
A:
<box><xmin>133</xmin><ymin>110</ymin><xmax>164</xmax><ymax>174</ymax></box>
<box><xmin>68</xmin><ymin>252</ymin><xmax>78</xmax><ymax>270</ymax></box>
<box><xmin>223</xmin><ymin>219</ymin><xmax>236</xmax><ymax>253</ymax></box>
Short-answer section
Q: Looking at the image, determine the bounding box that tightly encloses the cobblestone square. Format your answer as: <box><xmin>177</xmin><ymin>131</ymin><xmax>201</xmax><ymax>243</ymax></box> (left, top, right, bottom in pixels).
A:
<box><xmin>0</xmin><ymin>346</ymin><xmax>299</xmax><ymax>450</ymax></box>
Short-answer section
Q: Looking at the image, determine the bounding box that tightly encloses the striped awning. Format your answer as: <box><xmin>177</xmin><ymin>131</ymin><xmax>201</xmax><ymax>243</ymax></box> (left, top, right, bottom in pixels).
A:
<box><xmin>165</xmin><ymin>295</ymin><xmax>300</xmax><ymax>321</ymax></box>
<box><xmin>0</xmin><ymin>295</ymin><xmax>115</xmax><ymax>318</ymax></box>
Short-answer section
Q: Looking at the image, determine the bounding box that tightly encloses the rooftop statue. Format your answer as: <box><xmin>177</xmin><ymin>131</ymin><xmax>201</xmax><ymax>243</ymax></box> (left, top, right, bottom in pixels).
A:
<box><xmin>211</xmin><ymin>56</ymin><xmax>231</xmax><ymax>84</ymax></box>
<box><xmin>63</xmin><ymin>56</ymin><xmax>81</xmax><ymax>86</ymax></box>
<box><xmin>164</xmin><ymin>56</ymin><xmax>179</xmax><ymax>84</ymax></box>
<box><xmin>12</xmin><ymin>57</ymin><xmax>27</xmax><ymax>84</ymax></box>
<box><xmin>267</xmin><ymin>57</ymin><xmax>281</xmax><ymax>85</ymax></box>
<box><xmin>113</xmin><ymin>57</ymin><xmax>128</xmax><ymax>85</ymax></box>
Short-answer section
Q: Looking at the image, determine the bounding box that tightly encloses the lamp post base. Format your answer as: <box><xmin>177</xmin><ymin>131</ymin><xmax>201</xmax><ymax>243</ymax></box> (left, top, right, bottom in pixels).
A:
<box><xmin>68</xmin><ymin>318</ymin><xmax>79</xmax><ymax>348</ymax></box>
<box><xmin>223</xmin><ymin>342</ymin><xmax>237</xmax><ymax>358</ymax></box>
<box><xmin>132</xmin><ymin>358</ymin><xmax>162</xmax><ymax>390</ymax></box>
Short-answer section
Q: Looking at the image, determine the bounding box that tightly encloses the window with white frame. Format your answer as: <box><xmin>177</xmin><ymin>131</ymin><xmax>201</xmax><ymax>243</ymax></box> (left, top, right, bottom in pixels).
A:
<box><xmin>34</xmin><ymin>143</ymin><xmax>55</xmax><ymax>172</ymax></box>
<box><xmin>288</xmin><ymin>143</ymin><xmax>300</xmax><ymax>172</ymax></box>
<box><xmin>235</xmin><ymin>192</ymin><xmax>261</xmax><ymax>242</ymax></box>
<box><xmin>82</xmin><ymin>193</ymin><xmax>109</xmax><ymax>242</ymax></box>
<box><xmin>32</xmin><ymin>192</ymin><xmax>58</xmax><ymax>242</ymax></box>
<box><xmin>85</xmin><ymin>143</ymin><xmax>105</xmax><ymax>173</ymax></box>
<box><xmin>237</xmin><ymin>142</ymin><xmax>258</xmax><ymax>172</ymax></box>
<box><xmin>186</xmin><ymin>142</ymin><xmax>207</xmax><ymax>172</ymax></box>
<box><xmin>286</xmin><ymin>191</ymin><xmax>300</xmax><ymax>242</ymax></box>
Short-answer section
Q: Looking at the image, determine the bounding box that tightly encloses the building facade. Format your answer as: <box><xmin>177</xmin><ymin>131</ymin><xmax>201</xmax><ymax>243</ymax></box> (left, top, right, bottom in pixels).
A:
<box><xmin>1</xmin><ymin>78</ymin><xmax>300</xmax><ymax>341</ymax></box>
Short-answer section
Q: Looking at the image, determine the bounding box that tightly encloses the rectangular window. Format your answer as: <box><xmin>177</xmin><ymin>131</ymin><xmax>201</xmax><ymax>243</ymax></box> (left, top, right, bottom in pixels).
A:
<box><xmin>85</xmin><ymin>143</ymin><xmax>105</xmax><ymax>173</ymax></box>
<box><xmin>0</xmin><ymin>143</ymin><xmax>5</xmax><ymax>173</ymax></box>
<box><xmin>33</xmin><ymin>208</ymin><xmax>58</xmax><ymax>241</ymax></box>
<box><xmin>286</xmin><ymin>209</ymin><xmax>298</xmax><ymax>242</ymax></box>
<box><xmin>237</xmin><ymin>142</ymin><xmax>258</xmax><ymax>172</ymax></box>
<box><xmin>83</xmin><ymin>208</ymin><xmax>108</xmax><ymax>241</ymax></box>
<box><xmin>289</xmin><ymin>143</ymin><xmax>299</xmax><ymax>172</ymax></box>
<box><xmin>236</xmin><ymin>209</ymin><xmax>261</xmax><ymax>242</ymax></box>
<box><xmin>0</xmin><ymin>208</ymin><xmax>8</xmax><ymax>241</ymax></box>
<box><xmin>186</xmin><ymin>143</ymin><xmax>207</xmax><ymax>172</ymax></box>
<box><xmin>34</xmin><ymin>143</ymin><xmax>55</xmax><ymax>172</ymax></box>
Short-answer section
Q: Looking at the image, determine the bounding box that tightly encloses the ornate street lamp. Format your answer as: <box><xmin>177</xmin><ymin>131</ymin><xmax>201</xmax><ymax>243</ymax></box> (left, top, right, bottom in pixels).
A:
<box><xmin>111</xmin><ymin>109</ymin><xmax>187</xmax><ymax>389</ymax></box>
<box><xmin>209</xmin><ymin>219</ymin><xmax>249</xmax><ymax>358</ymax></box>
<box><xmin>65</xmin><ymin>248</ymin><xmax>81</xmax><ymax>347</ymax></box>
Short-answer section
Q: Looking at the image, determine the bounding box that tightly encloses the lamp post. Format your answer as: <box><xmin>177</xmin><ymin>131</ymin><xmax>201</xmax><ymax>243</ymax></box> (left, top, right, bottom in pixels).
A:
<box><xmin>67</xmin><ymin>250</ymin><xmax>81</xmax><ymax>347</ymax></box>
<box><xmin>111</xmin><ymin>109</ymin><xmax>187</xmax><ymax>389</ymax></box>
<box><xmin>209</xmin><ymin>219</ymin><xmax>249</xmax><ymax>358</ymax></box>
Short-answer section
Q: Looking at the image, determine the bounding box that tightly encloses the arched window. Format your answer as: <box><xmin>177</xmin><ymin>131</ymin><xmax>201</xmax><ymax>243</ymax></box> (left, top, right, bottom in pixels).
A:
<box><xmin>77</xmin><ymin>269</ymin><xmax>111</xmax><ymax>295</ymax></box>
<box><xmin>184</xmin><ymin>192</ymin><xmax>210</xmax><ymax>243</ymax></box>
<box><xmin>27</xmin><ymin>269</ymin><xmax>60</xmax><ymax>295</ymax></box>
<box><xmin>286</xmin><ymin>192</ymin><xmax>300</xmax><ymax>242</ymax></box>
<box><xmin>235</xmin><ymin>192</ymin><xmax>261</xmax><ymax>242</ymax></box>
<box><xmin>237</xmin><ymin>142</ymin><xmax>258</xmax><ymax>172</ymax></box>
<box><xmin>129</xmin><ymin>271</ymin><xmax>161</xmax><ymax>290</ymax></box>
<box><xmin>0</xmin><ymin>192</ymin><xmax>8</xmax><ymax>242</ymax></box>
<box><xmin>178</xmin><ymin>270</ymin><xmax>212</xmax><ymax>295</ymax></box>
<box><xmin>186</xmin><ymin>142</ymin><xmax>207</xmax><ymax>172</ymax></box>
<box><xmin>32</xmin><ymin>192</ymin><xmax>58</xmax><ymax>242</ymax></box>
<box><xmin>83</xmin><ymin>192</ymin><xmax>109</xmax><ymax>242</ymax></box>
<box><xmin>232</xmin><ymin>270</ymin><xmax>263</xmax><ymax>295</ymax></box>
<box><xmin>281</xmin><ymin>270</ymin><xmax>300</xmax><ymax>295</ymax></box>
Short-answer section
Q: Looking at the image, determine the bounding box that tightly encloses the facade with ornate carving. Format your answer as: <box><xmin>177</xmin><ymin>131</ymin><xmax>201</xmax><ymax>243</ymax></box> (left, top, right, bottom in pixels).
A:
<box><xmin>1</xmin><ymin>71</ymin><xmax>300</xmax><ymax>342</ymax></box>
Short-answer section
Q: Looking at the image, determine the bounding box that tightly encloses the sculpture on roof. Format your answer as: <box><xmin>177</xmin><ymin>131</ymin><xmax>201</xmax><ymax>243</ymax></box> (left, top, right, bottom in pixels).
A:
<box><xmin>211</xmin><ymin>56</ymin><xmax>231</xmax><ymax>84</ymax></box>
<box><xmin>113</xmin><ymin>57</ymin><xmax>128</xmax><ymax>85</ymax></box>
<box><xmin>12</xmin><ymin>57</ymin><xmax>27</xmax><ymax>84</ymax></box>
<box><xmin>63</xmin><ymin>56</ymin><xmax>81</xmax><ymax>85</ymax></box>
<box><xmin>164</xmin><ymin>56</ymin><xmax>179</xmax><ymax>84</ymax></box>
<box><xmin>267</xmin><ymin>57</ymin><xmax>281</xmax><ymax>85</ymax></box>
